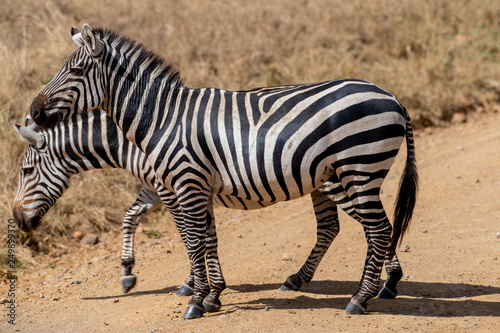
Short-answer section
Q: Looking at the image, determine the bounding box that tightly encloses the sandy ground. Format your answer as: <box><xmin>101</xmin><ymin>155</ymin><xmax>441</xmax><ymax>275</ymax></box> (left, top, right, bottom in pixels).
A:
<box><xmin>1</xmin><ymin>111</ymin><xmax>500</xmax><ymax>332</ymax></box>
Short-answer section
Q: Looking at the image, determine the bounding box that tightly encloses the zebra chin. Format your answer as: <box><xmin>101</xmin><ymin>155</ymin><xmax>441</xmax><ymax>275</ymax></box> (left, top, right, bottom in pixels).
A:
<box><xmin>12</xmin><ymin>208</ymin><xmax>42</xmax><ymax>232</ymax></box>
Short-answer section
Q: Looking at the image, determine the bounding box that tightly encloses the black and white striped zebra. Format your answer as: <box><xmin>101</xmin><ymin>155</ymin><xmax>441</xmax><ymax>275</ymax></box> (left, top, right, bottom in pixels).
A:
<box><xmin>30</xmin><ymin>24</ymin><xmax>418</xmax><ymax>318</ymax></box>
<box><xmin>11</xmin><ymin>110</ymin><xmax>272</xmax><ymax>294</ymax></box>
<box><xmin>13</xmin><ymin>109</ymin><xmax>403</xmax><ymax>302</ymax></box>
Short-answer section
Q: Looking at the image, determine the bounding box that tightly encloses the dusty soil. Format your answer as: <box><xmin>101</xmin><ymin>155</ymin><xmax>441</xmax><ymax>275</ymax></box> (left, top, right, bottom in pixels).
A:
<box><xmin>2</xmin><ymin>112</ymin><xmax>500</xmax><ymax>332</ymax></box>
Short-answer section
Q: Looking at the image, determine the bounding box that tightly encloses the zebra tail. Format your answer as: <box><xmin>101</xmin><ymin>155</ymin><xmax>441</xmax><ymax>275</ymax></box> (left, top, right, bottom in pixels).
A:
<box><xmin>388</xmin><ymin>106</ymin><xmax>419</xmax><ymax>260</ymax></box>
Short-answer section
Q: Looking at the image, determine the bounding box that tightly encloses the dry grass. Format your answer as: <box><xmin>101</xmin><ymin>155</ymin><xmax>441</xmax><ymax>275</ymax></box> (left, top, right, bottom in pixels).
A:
<box><xmin>1</xmin><ymin>0</ymin><xmax>500</xmax><ymax>272</ymax></box>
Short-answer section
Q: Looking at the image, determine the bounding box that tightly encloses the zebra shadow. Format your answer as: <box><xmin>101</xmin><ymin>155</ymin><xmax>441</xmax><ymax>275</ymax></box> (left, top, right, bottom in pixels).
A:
<box><xmin>82</xmin><ymin>279</ymin><xmax>500</xmax><ymax>318</ymax></box>
<box><xmin>227</xmin><ymin>279</ymin><xmax>500</xmax><ymax>299</ymax></box>
<box><xmin>219</xmin><ymin>280</ymin><xmax>500</xmax><ymax>317</ymax></box>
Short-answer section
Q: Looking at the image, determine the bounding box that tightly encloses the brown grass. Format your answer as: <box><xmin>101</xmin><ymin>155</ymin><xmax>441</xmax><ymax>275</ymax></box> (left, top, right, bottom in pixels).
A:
<box><xmin>1</xmin><ymin>0</ymin><xmax>500</xmax><ymax>272</ymax></box>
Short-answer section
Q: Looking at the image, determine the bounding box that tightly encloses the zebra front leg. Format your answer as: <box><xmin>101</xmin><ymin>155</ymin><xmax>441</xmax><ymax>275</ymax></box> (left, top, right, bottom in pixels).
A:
<box><xmin>378</xmin><ymin>253</ymin><xmax>403</xmax><ymax>299</ymax></box>
<box><xmin>155</xmin><ymin>187</ymin><xmax>196</xmax><ymax>296</ymax></box>
<box><xmin>202</xmin><ymin>205</ymin><xmax>226</xmax><ymax>312</ymax></box>
<box><xmin>281</xmin><ymin>189</ymin><xmax>339</xmax><ymax>291</ymax></box>
<box><xmin>346</xmin><ymin>219</ymin><xmax>392</xmax><ymax>314</ymax></box>
<box><xmin>121</xmin><ymin>188</ymin><xmax>162</xmax><ymax>293</ymax></box>
<box><xmin>180</xmin><ymin>192</ymin><xmax>211</xmax><ymax>319</ymax></box>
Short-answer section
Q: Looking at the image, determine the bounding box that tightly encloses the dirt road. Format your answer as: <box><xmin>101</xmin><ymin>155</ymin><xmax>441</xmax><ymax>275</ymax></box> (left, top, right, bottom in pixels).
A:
<box><xmin>2</xmin><ymin>112</ymin><xmax>500</xmax><ymax>332</ymax></box>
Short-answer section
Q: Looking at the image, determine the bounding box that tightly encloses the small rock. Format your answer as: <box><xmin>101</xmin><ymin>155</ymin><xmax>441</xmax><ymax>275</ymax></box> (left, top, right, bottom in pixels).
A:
<box><xmin>422</xmin><ymin>230</ymin><xmax>428</xmax><ymax>233</ymax></box>
<box><xmin>80</xmin><ymin>234</ymin><xmax>99</xmax><ymax>246</ymax></box>
<box><xmin>53</xmin><ymin>295</ymin><xmax>59</xmax><ymax>301</ymax></box>
<box><xmin>288</xmin><ymin>309</ymin><xmax>296</xmax><ymax>314</ymax></box>
<box><xmin>264</xmin><ymin>306</ymin><xmax>270</xmax><ymax>312</ymax></box>
<box><xmin>496</xmin><ymin>232</ymin><xmax>500</xmax><ymax>239</ymax></box>
<box><xmin>237</xmin><ymin>234</ymin><xmax>243</xmax><ymax>238</ymax></box>
<box><xmin>40</xmin><ymin>293</ymin><xmax>45</xmax><ymax>298</ymax></box>
<box><xmin>113</xmin><ymin>299</ymin><xmax>119</xmax><ymax>303</ymax></box>
<box><xmin>451</xmin><ymin>113</ymin><xmax>466</xmax><ymax>124</ymax></box>
<box><xmin>282</xmin><ymin>253</ymin><xmax>292</xmax><ymax>261</ymax></box>
<box><xmin>0</xmin><ymin>298</ymin><xmax>7</xmax><ymax>304</ymax></box>
<box><xmin>400</xmin><ymin>245</ymin><xmax>411</xmax><ymax>252</ymax></box>
<box><xmin>173</xmin><ymin>309</ymin><xmax>181</xmax><ymax>313</ymax></box>
<box><xmin>461</xmin><ymin>323</ymin><xmax>478</xmax><ymax>327</ymax></box>
<box><xmin>73</xmin><ymin>231</ymin><xmax>83</xmax><ymax>241</ymax></box>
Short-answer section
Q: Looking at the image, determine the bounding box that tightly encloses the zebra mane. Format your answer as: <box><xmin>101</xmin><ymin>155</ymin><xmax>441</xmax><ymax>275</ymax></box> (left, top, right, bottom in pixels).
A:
<box><xmin>93</xmin><ymin>27</ymin><xmax>184</xmax><ymax>88</ymax></box>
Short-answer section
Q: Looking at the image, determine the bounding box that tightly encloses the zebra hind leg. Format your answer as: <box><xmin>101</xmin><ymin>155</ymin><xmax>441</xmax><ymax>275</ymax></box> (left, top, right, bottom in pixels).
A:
<box><xmin>378</xmin><ymin>253</ymin><xmax>403</xmax><ymax>299</ymax></box>
<box><xmin>121</xmin><ymin>188</ymin><xmax>162</xmax><ymax>293</ymax></box>
<box><xmin>345</xmin><ymin>201</ymin><xmax>392</xmax><ymax>314</ymax></box>
<box><xmin>281</xmin><ymin>189</ymin><xmax>339</xmax><ymax>291</ymax></box>
<box><xmin>120</xmin><ymin>204</ymin><xmax>146</xmax><ymax>293</ymax></box>
<box><xmin>326</xmin><ymin>174</ymin><xmax>391</xmax><ymax>314</ymax></box>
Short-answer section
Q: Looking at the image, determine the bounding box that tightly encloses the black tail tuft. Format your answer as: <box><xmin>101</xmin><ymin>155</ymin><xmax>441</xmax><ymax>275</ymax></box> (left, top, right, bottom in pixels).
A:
<box><xmin>388</xmin><ymin>108</ymin><xmax>419</xmax><ymax>260</ymax></box>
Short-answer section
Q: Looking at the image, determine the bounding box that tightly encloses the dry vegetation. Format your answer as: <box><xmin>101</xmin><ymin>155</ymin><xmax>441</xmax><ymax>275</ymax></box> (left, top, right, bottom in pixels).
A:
<box><xmin>1</xmin><ymin>0</ymin><xmax>499</xmax><ymax>277</ymax></box>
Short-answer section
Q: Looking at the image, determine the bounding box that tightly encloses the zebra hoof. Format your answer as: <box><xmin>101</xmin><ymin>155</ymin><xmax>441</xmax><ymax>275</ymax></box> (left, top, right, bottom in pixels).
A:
<box><xmin>345</xmin><ymin>301</ymin><xmax>366</xmax><ymax>314</ymax></box>
<box><xmin>176</xmin><ymin>284</ymin><xmax>194</xmax><ymax>296</ymax></box>
<box><xmin>280</xmin><ymin>276</ymin><xmax>302</xmax><ymax>291</ymax></box>
<box><xmin>377</xmin><ymin>287</ymin><xmax>397</xmax><ymax>299</ymax></box>
<box><xmin>121</xmin><ymin>275</ymin><xmax>137</xmax><ymax>293</ymax></box>
<box><xmin>183</xmin><ymin>305</ymin><xmax>205</xmax><ymax>319</ymax></box>
<box><xmin>203</xmin><ymin>299</ymin><xmax>222</xmax><ymax>312</ymax></box>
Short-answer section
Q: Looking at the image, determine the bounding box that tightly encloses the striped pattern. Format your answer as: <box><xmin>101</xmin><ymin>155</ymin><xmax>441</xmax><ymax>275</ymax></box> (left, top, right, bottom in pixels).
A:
<box><xmin>13</xmin><ymin>109</ymin><xmax>375</xmax><ymax>297</ymax></box>
<box><xmin>30</xmin><ymin>25</ymin><xmax>418</xmax><ymax>317</ymax></box>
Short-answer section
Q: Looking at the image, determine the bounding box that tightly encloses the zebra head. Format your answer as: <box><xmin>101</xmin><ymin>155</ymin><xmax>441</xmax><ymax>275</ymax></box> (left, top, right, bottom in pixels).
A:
<box><xmin>30</xmin><ymin>24</ymin><xmax>108</xmax><ymax>129</ymax></box>
<box><xmin>11</xmin><ymin>120</ymin><xmax>71</xmax><ymax>232</ymax></box>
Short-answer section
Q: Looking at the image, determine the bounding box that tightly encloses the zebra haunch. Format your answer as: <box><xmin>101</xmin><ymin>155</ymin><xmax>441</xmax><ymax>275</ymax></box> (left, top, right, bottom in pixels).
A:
<box><xmin>29</xmin><ymin>24</ymin><xmax>418</xmax><ymax>318</ymax></box>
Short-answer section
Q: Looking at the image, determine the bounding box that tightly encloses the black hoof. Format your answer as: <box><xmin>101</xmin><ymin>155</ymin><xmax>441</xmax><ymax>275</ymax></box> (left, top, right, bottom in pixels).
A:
<box><xmin>183</xmin><ymin>305</ymin><xmax>205</xmax><ymax>319</ymax></box>
<box><xmin>203</xmin><ymin>299</ymin><xmax>222</xmax><ymax>312</ymax></box>
<box><xmin>176</xmin><ymin>284</ymin><xmax>194</xmax><ymax>296</ymax></box>
<box><xmin>377</xmin><ymin>287</ymin><xmax>397</xmax><ymax>299</ymax></box>
<box><xmin>121</xmin><ymin>275</ymin><xmax>137</xmax><ymax>293</ymax></box>
<box><xmin>280</xmin><ymin>276</ymin><xmax>302</xmax><ymax>291</ymax></box>
<box><xmin>345</xmin><ymin>301</ymin><xmax>366</xmax><ymax>314</ymax></box>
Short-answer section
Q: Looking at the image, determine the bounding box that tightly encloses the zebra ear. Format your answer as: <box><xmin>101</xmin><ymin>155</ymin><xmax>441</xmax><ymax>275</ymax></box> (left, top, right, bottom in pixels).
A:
<box><xmin>81</xmin><ymin>23</ymin><xmax>104</xmax><ymax>57</ymax></box>
<box><xmin>71</xmin><ymin>26</ymin><xmax>85</xmax><ymax>47</ymax></box>
<box><xmin>11</xmin><ymin>122</ymin><xmax>45</xmax><ymax>149</ymax></box>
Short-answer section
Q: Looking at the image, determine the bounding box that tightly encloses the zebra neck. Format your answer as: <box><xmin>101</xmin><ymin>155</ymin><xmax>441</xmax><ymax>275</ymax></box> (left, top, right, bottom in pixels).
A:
<box><xmin>106</xmin><ymin>74</ymin><xmax>187</xmax><ymax>153</ymax></box>
<box><xmin>51</xmin><ymin>112</ymin><xmax>148</xmax><ymax>182</ymax></box>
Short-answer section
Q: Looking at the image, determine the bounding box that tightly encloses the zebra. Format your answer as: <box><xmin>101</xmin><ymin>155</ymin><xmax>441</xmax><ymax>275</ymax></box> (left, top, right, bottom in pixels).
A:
<box><xmin>11</xmin><ymin>109</ymin><xmax>272</xmax><ymax>294</ymax></box>
<box><xmin>29</xmin><ymin>24</ymin><xmax>418</xmax><ymax>318</ymax></box>
<box><xmin>12</xmin><ymin>109</ymin><xmax>404</xmax><ymax>302</ymax></box>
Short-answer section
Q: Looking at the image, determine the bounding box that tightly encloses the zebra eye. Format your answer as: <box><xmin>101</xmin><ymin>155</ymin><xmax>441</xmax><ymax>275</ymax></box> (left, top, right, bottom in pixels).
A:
<box><xmin>23</xmin><ymin>167</ymin><xmax>34</xmax><ymax>176</ymax></box>
<box><xmin>70</xmin><ymin>67</ymin><xmax>83</xmax><ymax>76</ymax></box>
